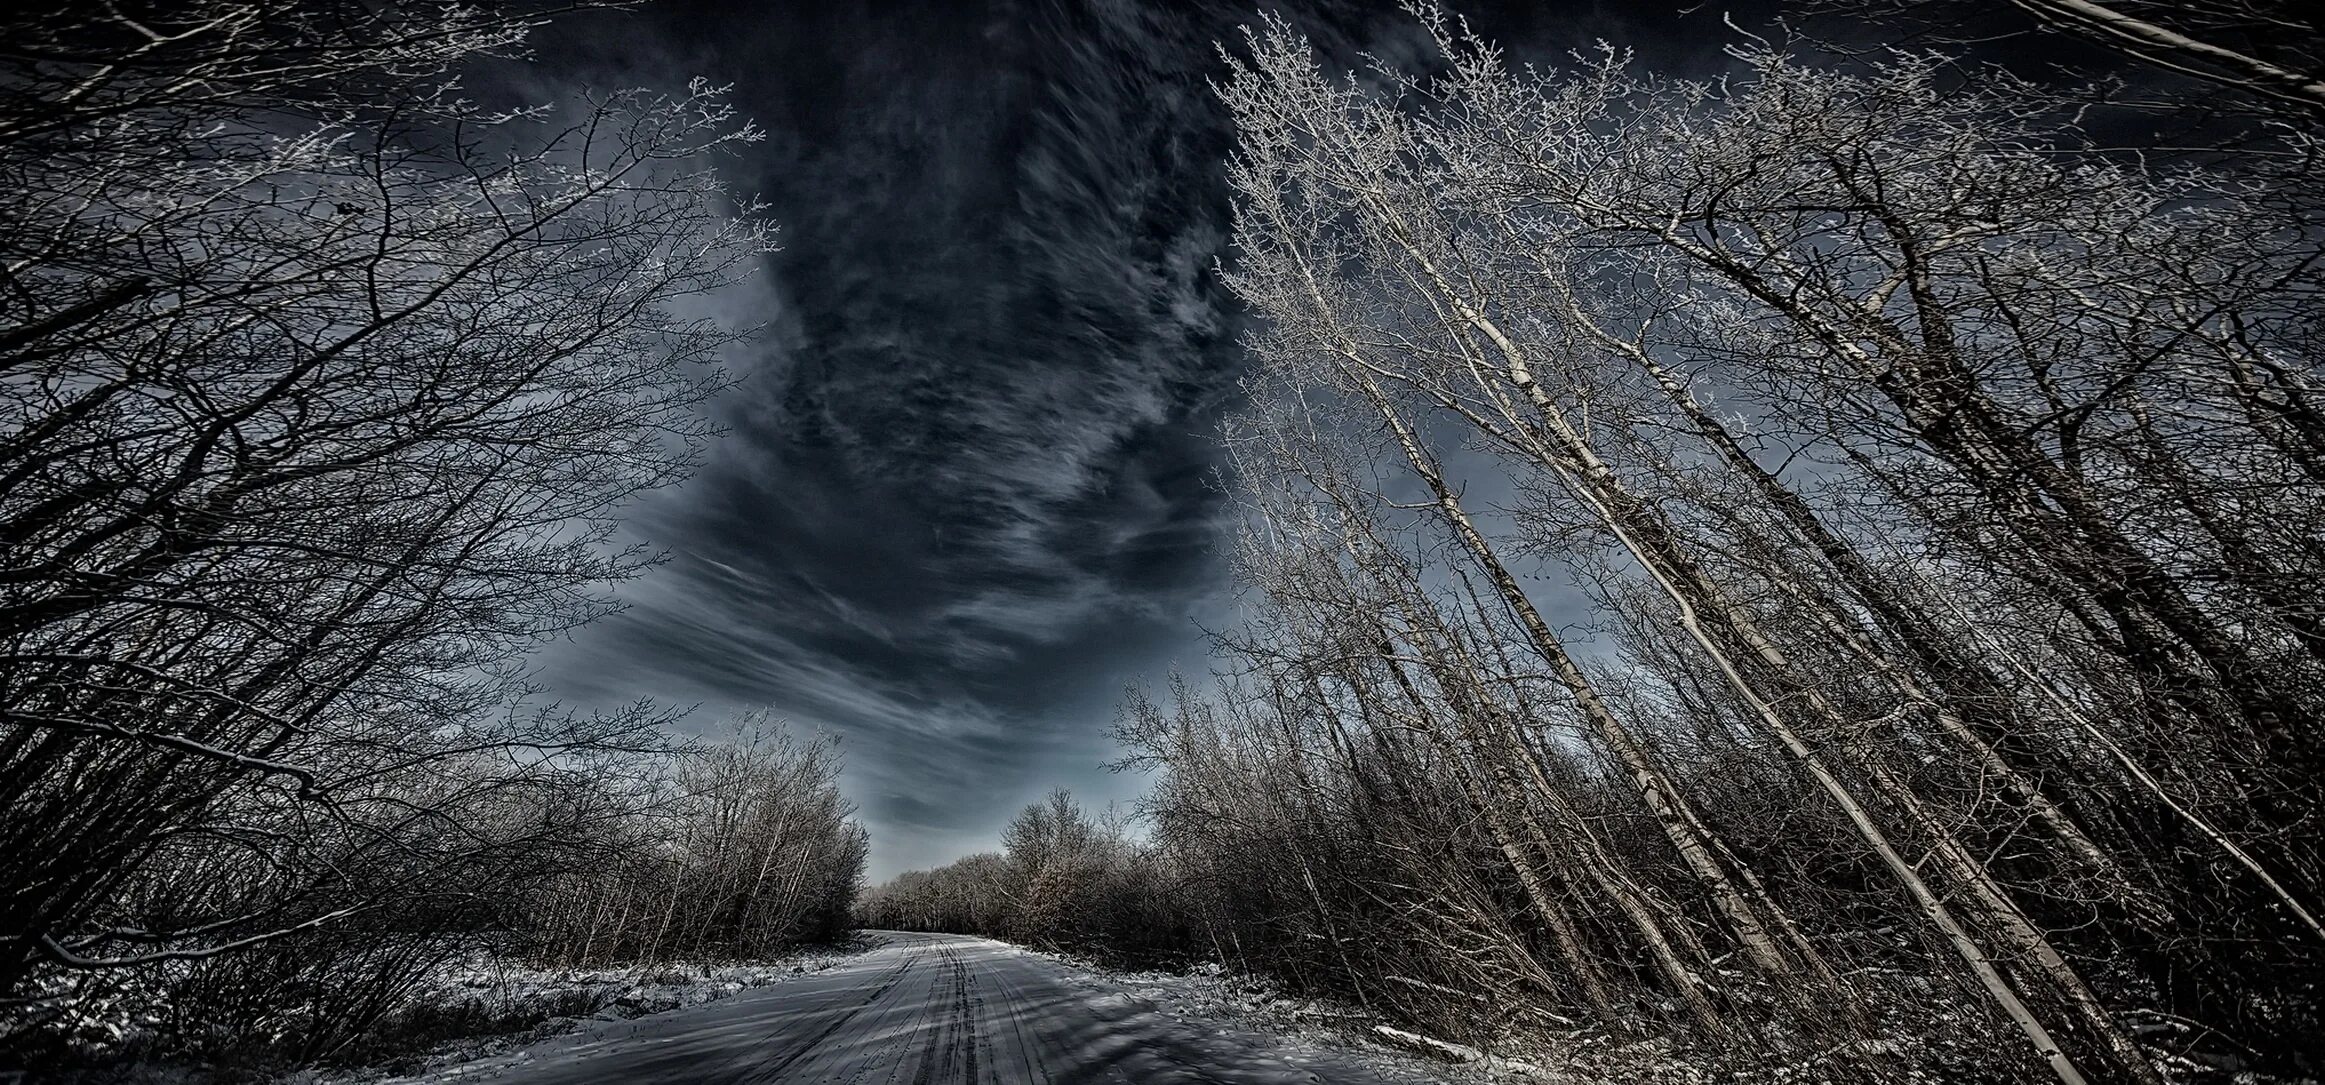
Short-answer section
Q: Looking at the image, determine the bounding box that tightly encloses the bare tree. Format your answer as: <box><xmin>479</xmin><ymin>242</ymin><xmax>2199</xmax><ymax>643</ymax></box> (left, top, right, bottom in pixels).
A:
<box><xmin>0</xmin><ymin>0</ymin><xmax>777</xmax><ymax>1023</ymax></box>
<box><xmin>1803</xmin><ymin>0</ymin><xmax>2325</xmax><ymax>120</ymax></box>
<box><xmin>1199</xmin><ymin>7</ymin><xmax>2324</xmax><ymax>1080</ymax></box>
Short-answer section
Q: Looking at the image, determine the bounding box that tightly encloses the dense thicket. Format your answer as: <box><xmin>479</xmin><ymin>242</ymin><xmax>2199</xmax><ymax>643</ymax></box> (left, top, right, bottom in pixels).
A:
<box><xmin>1176</xmin><ymin>12</ymin><xmax>2322</xmax><ymax>1082</ymax></box>
<box><xmin>880</xmin><ymin>8</ymin><xmax>2325</xmax><ymax>1082</ymax></box>
<box><xmin>855</xmin><ymin>790</ymin><xmax>1194</xmax><ymax>967</ymax></box>
<box><xmin>527</xmin><ymin>720</ymin><xmax>870</xmax><ymax>969</ymax></box>
<box><xmin>0</xmin><ymin>2</ymin><xmax>864</xmax><ymax>1070</ymax></box>
<box><xmin>81</xmin><ymin>715</ymin><xmax>867</xmax><ymax>1068</ymax></box>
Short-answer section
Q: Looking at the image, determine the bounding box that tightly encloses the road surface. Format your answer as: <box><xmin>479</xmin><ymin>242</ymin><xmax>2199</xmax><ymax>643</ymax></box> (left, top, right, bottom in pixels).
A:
<box><xmin>432</xmin><ymin>932</ymin><xmax>1457</xmax><ymax>1084</ymax></box>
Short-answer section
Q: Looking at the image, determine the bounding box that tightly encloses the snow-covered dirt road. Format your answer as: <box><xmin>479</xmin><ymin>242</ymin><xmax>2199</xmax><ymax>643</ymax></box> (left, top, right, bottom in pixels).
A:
<box><xmin>418</xmin><ymin>931</ymin><xmax>1459</xmax><ymax>1084</ymax></box>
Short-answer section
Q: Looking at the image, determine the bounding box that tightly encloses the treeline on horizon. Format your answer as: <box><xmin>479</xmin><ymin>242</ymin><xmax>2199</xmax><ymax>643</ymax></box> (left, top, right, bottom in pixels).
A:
<box><xmin>863</xmin><ymin>3</ymin><xmax>2325</xmax><ymax>1083</ymax></box>
<box><xmin>0</xmin><ymin>1</ymin><xmax>866</xmax><ymax>1073</ymax></box>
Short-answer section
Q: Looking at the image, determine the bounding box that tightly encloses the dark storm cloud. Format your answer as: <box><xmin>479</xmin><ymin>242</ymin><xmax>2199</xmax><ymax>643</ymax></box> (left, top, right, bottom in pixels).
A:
<box><xmin>528</xmin><ymin>0</ymin><xmax>1277</xmax><ymax>875</ymax></box>
<box><xmin>527</xmin><ymin>0</ymin><xmax>1751</xmax><ymax>877</ymax></box>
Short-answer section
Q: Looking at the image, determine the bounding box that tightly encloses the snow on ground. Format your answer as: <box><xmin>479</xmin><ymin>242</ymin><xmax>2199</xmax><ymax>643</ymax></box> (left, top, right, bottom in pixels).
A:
<box><xmin>359</xmin><ymin>934</ymin><xmax>1755</xmax><ymax>1084</ymax></box>
<box><xmin>1005</xmin><ymin>950</ymin><xmax>1521</xmax><ymax>1083</ymax></box>
<box><xmin>1037</xmin><ymin>954</ymin><xmax>1890</xmax><ymax>1084</ymax></box>
<box><xmin>1066</xmin><ymin>959</ymin><xmax>2325</xmax><ymax>1085</ymax></box>
<box><xmin>296</xmin><ymin>938</ymin><xmax>878</xmax><ymax>1084</ymax></box>
<box><xmin>425</xmin><ymin>946</ymin><xmax>868</xmax><ymax>1022</ymax></box>
<box><xmin>31</xmin><ymin>935</ymin><xmax>2313</xmax><ymax>1083</ymax></box>
<box><xmin>333</xmin><ymin>932</ymin><xmax>1475</xmax><ymax>1084</ymax></box>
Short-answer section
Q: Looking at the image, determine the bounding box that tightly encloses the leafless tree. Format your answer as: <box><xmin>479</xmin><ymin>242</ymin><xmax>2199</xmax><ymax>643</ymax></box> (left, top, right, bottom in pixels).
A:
<box><xmin>0</xmin><ymin>1</ymin><xmax>840</xmax><ymax>1065</ymax></box>
<box><xmin>530</xmin><ymin>716</ymin><xmax>868</xmax><ymax>969</ymax></box>
<box><xmin>1165</xmin><ymin>7</ymin><xmax>2325</xmax><ymax>1080</ymax></box>
<box><xmin>1802</xmin><ymin>0</ymin><xmax>2325</xmax><ymax>120</ymax></box>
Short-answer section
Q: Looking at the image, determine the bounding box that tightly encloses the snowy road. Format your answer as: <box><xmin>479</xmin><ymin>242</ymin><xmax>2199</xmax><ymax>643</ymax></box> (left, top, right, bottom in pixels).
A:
<box><xmin>435</xmin><ymin>932</ymin><xmax>1455</xmax><ymax>1084</ymax></box>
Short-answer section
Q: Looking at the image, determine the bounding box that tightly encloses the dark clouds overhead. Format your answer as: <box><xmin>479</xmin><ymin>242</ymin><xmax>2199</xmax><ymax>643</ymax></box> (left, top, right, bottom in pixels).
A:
<box><xmin>527</xmin><ymin>0</ymin><xmax>1748</xmax><ymax>878</ymax></box>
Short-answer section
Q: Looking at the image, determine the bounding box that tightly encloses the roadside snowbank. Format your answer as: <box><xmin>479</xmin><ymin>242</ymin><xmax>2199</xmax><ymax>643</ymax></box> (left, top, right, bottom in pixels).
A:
<box><xmin>291</xmin><ymin>938</ymin><xmax>877</xmax><ymax>1084</ymax></box>
<box><xmin>1025</xmin><ymin>954</ymin><xmax>1510</xmax><ymax>1083</ymax></box>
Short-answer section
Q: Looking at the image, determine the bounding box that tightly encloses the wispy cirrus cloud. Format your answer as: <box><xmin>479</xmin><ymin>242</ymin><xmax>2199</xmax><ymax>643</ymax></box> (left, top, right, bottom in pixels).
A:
<box><xmin>525</xmin><ymin>0</ymin><xmax>1279</xmax><ymax>877</ymax></box>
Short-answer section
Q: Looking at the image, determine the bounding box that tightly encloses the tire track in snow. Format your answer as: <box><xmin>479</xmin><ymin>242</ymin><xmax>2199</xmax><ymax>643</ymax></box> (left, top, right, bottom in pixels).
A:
<box><xmin>907</xmin><ymin>946</ymin><xmax>979</xmax><ymax>1085</ymax></box>
<box><xmin>746</xmin><ymin>947</ymin><xmax>922</xmax><ymax>1082</ymax></box>
<box><xmin>973</xmin><ymin>952</ymin><xmax>1055</xmax><ymax>1083</ymax></box>
<box><xmin>907</xmin><ymin>949</ymin><xmax>952</xmax><ymax>1085</ymax></box>
<box><xmin>963</xmin><ymin>965</ymin><xmax>986</xmax><ymax>1084</ymax></box>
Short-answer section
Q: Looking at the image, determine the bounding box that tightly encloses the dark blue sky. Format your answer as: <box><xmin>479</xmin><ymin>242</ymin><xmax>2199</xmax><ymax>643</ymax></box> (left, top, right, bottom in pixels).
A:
<box><xmin>523</xmin><ymin>0</ymin><xmax>1759</xmax><ymax>879</ymax></box>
